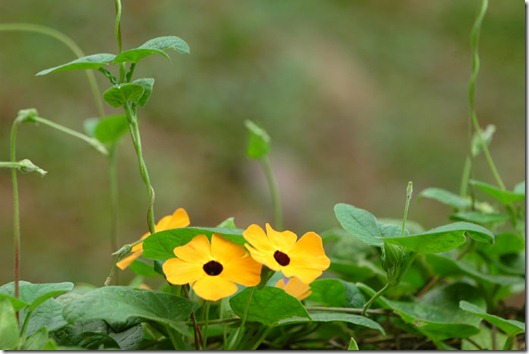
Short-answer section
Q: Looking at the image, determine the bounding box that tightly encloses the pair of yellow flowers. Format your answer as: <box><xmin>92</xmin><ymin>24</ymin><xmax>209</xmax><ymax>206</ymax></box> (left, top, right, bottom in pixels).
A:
<box><xmin>117</xmin><ymin>208</ymin><xmax>330</xmax><ymax>301</ymax></box>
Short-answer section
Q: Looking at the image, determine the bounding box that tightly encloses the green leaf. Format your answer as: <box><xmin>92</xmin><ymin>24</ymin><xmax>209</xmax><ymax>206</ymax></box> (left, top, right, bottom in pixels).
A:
<box><xmin>36</xmin><ymin>53</ymin><xmax>116</xmax><ymax>76</ymax></box>
<box><xmin>128</xmin><ymin>259</ymin><xmax>159</xmax><ymax>277</ymax></box>
<box><xmin>513</xmin><ymin>181</ymin><xmax>525</xmax><ymax>195</ymax></box>
<box><xmin>0</xmin><ymin>298</ymin><xmax>19</xmax><ymax>350</ymax></box>
<box><xmin>133</xmin><ymin>78</ymin><xmax>155</xmax><ymax>107</ymax></box>
<box><xmin>22</xmin><ymin>326</ymin><xmax>50</xmax><ymax>350</ymax></box>
<box><xmin>348</xmin><ymin>337</ymin><xmax>359</xmax><ymax>350</ymax></box>
<box><xmin>308</xmin><ymin>278</ymin><xmax>365</xmax><ymax>308</ymax></box>
<box><xmin>425</xmin><ymin>253</ymin><xmax>523</xmax><ymax>286</ymax></box>
<box><xmin>143</xmin><ymin>226</ymin><xmax>246</xmax><ymax>261</ymax></box>
<box><xmin>113</xmin><ymin>36</ymin><xmax>190</xmax><ymax>63</ymax></box>
<box><xmin>84</xmin><ymin>114</ymin><xmax>128</xmax><ymax>145</ymax></box>
<box><xmin>0</xmin><ymin>281</ymin><xmax>74</xmax><ymax>336</ymax></box>
<box><xmin>216</xmin><ymin>217</ymin><xmax>237</xmax><ymax>229</ymax></box>
<box><xmin>230</xmin><ymin>287</ymin><xmax>309</xmax><ymax>326</ymax></box>
<box><xmin>103</xmin><ymin>83</ymin><xmax>145</xmax><ymax>108</ymax></box>
<box><xmin>0</xmin><ymin>293</ymin><xmax>29</xmax><ymax>311</ymax></box>
<box><xmin>334</xmin><ymin>203</ymin><xmax>383</xmax><ymax>247</ymax></box>
<box><xmin>459</xmin><ymin>301</ymin><xmax>525</xmax><ymax>336</ymax></box>
<box><xmin>451</xmin><ymin>211</ymin><xmax>510</xmax><ymax>225</ymax></box>
<box><xmin>245</xmin><ymin>120</ymin><xmax>271</xmax><ymax>159</ymax></box>
<box><xmin>419</xmin><ymin>187</ymin><xmax>471</xmax><ymax>209</ymax></box>
<box><xmin>388</xmin><ymin>283</ymin><xmax>485</xmax><ymax>341</ymax></box>
<box><xmin>380</xmin><ymin>222</ymin><xmax>494</xmax><ymax>254</ymax></box>
<box><xmin>470</xmin><ymin>180</ymin><xmax>525</xmax><ymax>204</ymax></box>
<box><xmin>62</xmin><ymin>286</ymin><xmax>197</xmax><ymax>333</ymax></box>
<box><xmin>278</xmin><ymin>312</ymin><xmax>385</xmax><ymax>334</ymax></box>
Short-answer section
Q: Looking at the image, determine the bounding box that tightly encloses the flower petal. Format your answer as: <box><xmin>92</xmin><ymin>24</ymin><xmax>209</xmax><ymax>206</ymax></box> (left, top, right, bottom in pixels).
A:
<box><xmin>245</xmin><ymin>244</ymin><xmax>282</xmax><ymax>271</ymax></box>
<box><xmin>162</xmin><ymin>258</ymin><xmax>204</xmax><ymax>285</ymax></box>
<box><xmin>116</xmin><ymin>250</ymin><xmax>142</xmax><ymax>270</ymax></box>
<box><xmin>276</xmin><ymin>277</ymin><xmax>312</xmax><ymax>301</ymax></box>
<box><xmin>211</xmin><ymin>233</ymin><xmax>247</xmax><ymax>261</ymax></box>
<box><xmin>155</xmin><ymin>215</ymin><xmax>173</xmax><ymax>231</ymax></box>
<box><xmin>222</xmin><ymin>255</ymin><xmax>262</xmax><ymax>286</ymax></box>
<box><xmin>192</xmin><ymin>276</ymin><xmax>238</xmax><ymax>301</ymax></box>
<box><xmin>265</xmin><ymin>223</ymin><xmax>298</xmax><ymax>252</ymax></box>
<box><xmin>283</xmin><ymin>232</ymin><xmax>330</xmax><ymax>283</ymax></box>
<box><xmin>243</xmin><ymin>224</ymin><xmax>276</xmax><ymax>254</ymax></box>
<box><xmin>173</xmin><ymin>234</ymin><xmax>212</xmax><ymax>264</ymax></box>
<box><xmin>164</xmin><ymin>208</ymin><xmax>191</xmax><ymax>229</ymax></box>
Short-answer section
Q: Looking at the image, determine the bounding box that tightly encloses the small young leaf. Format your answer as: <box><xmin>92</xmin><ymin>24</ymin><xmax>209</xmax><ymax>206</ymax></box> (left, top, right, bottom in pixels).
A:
<box><xmin>143</xmin><ymin>227</ymin><xmax>246</xmax><ymax>261</ymax></box>
<box><xmin>459</xmin><ymin>301</ymin><xmax>525</xmax><ymax>336</ymax></box>
<box><xmin>245</xmin><ymin>120</ymin><xmax>271</xmax><ymax>159</ymax></box>
<box><xmin>0</xmin><ymin>298</ymin><xmax>19</xmax><ymax>350</ymax></box>
<box><xmin>103</xmin><ymin>83</ymin><xmax>145</xmax><ymax>108</ymax></box>
<box><xmin>113</xmin><ymin>36</ymin><xmax>190</xmax><ymax>63</ymax></box>
<box><xmin>230</xmin><ymin>287</ymin><xmax>309</xmax><ymax>326</ymax></box>
<box><xmin>334</xmin><ymin>203</ymin><xmax>383</xmax><ymax>247</ymax></box>
<box><xmin>133</xmin><ymin>78</ymin><xmax>155</xmax><ymax>107</ymax></box>
<box><xmin>470</xmin><ymin>180</ymin><xmax>525</xmax><ymax>204</ymax></box>
<box><xmin>419</xmin><ymin>187</ymin><xmax>471</xmax><ymax>209</ymax></box>
<box><xmin>471</xmin><ymin>124</ymin><xmax>496</xmax><ymax>157</ymax></box>
<box><xmin>348</xmin><ymin>337</ymin><xmax>359</xmax><ymax>350</ymax></box>
<box><xmin>0</xmin><ymin>293</ymin><xmax>29</xmax><ymax>311</ymax></box>
<box><xmin>84</xmin><ymin>114</ymin><xmax>129</xmax><ymax>145</ymax></box>
<box><xmin>379</xmin><ymin>222</ymin><xmax>494</xmax><ymax>254</ymax></box>
<box><xmin>36</xmin><ymin>53</ymin><xmax>116</xmax><ymax>76</ymax></box>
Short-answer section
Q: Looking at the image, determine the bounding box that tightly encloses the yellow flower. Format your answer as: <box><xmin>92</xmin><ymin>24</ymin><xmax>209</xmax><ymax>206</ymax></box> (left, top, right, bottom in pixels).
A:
<box><xmin>117</xmin><ymin>208</ymin><xmax>190</xmax><ymax>270</ymax></box>
<box><xmin>243</xmin><ymin>223</ymin><xmax>330</xmax><ymax>284</ymax></box>
<box><xmin>276</xmin><ymin>277</ymin><xmax>312</xmax><ymax>301</ymax></box>
<box><xmin>162</xmin><ymin>234</ymin><xmax>262</xmax><ymax>301</ymax></box>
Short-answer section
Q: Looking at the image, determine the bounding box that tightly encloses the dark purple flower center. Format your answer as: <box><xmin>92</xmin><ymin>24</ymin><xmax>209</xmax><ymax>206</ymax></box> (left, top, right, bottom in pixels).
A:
<box><xmin>274</xmin><ymin>250</ymin><xmax>290</xmax><ymax>266</ymax></box>
<box><xmin>203</xmin><ymin>260</ymin><xmax>223</xmax><ymax>276</ymax></box>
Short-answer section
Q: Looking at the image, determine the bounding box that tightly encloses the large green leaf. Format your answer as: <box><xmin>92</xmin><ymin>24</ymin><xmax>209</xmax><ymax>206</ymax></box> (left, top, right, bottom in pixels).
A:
<box><xmin>425</xmin><ymin>254</ymin><xmax>524</xmax><ymax>286</ymax></box>
<box><xmin>62</xmin><ymin>286</ymin><xmax>197</xmax><ymax>333</ymax></box>
<box><xmin>308</xmin><ymin>278</ymin><xmax>365</xmax><ymax>308</ymax></box>
<box><xmin>0</xmin><ymin>281</ymin><xmax>74</xmax><ymax>336</ymax></box>
<box><xmin>451</xmin><ymin>211</ymin><xmax>510</xmax><ymax>225</ymax></box>
<box><xmin>459</xmin><ymin>301</ymin><xmax>525</xmax><ymax>336</ymax></box>
<box><xmin>277</xmin><ymin>312</ymin><xmax>385</xmax><ymax>334</ymax></box>
<box><xmin>419</xmin><ymin>187</ymin><xmax>471</xmax><ymax>209</ymax></box>
<box><xmin>334</xmin><ymin>203</ymin><xmax>383</xmax><ymax>247</ymax></box>
<box><xmin>470</xmin><ymin>180</ymin><xmax>525</xmax><ymax>204</ymax></box>
<box><xmin>380</xmin><ymin>222</ymin><xmax>494</xmax><ymax>254</ymax></box>
<box><xmin>230</xmin><ymin>287</ymin><xmax>309</xmax><ymax>326</ymax></box>
<box><xmin>113</xmin><ymin>36</ymin><xmax>190</xmax><ymax>63</ymax></box>
<box><xmin>36</xmin><ymin>53</ymin><xmax>116</xmax><ymax>76</ymax></box>
<box><xmin>142</xmin><ymin>227</ymin><xmax>246</xmax><ymax>261</ymax></box>
<box><xmin>103</xmin><ymin>83</ymin><xmax>145</xmax><ymax>108</ymax></box>
<box><xmin>0</xmin><ymin>298</ymin><xmax>19</xmax><ymax>350</ymax></box>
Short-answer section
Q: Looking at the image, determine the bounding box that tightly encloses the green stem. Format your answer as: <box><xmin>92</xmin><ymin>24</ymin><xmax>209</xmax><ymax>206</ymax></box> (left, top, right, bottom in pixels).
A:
<box><xmin>465</xmin><ymin>0</ymin><xmax>505</xmax><ymax>191</ymax></box>
<box><xmin>114</xmin><ymin>0</ymin><xmax>123</xmax><ymax>53</ymax></box>
<box><xmin>306</xmin><ymin>306</ymin><xmax>395</xmax><ymax>316</ymax></box>
<box><xmin>229</xmin><ymin>287</ymin><xmax>256</xmax><ymax>349</ymax></box>
<box><xmin>124</xmin><ymin>103</ymin><xmax>156</xmax><ymax>234</ymax></box>
<box><xmin>108</xmin><ymin>147</ymin><xmax>119</xmax><ymax>284</ymax></box>
<box><xmin>191</xmin><ymin>317</ymin><xmax>240</xmax><ymax>327</ymax></box>
<box><xmin>10</xmin><ymin>119</ymin><xmax>21</xmax><ymax>305</ymax></box>
<box><xmin>362</xmin><ymin>283</ymin><xmax>390</xmax><ymax>316</ymax></box>
<box><xmin>261</xmin><ymin>157</ymin><xmax>283</xmax><ymax>229</ymax></box>
<box><xmin>202</xmin><ymin>301</ymin><xmax>211</xmax><ymax>349</ymax></box>
<box><xmin>31</xmin><ymin>116</ymin><xmax>107</xmax><ymax>155</ymax></box>
<box><xmin>0</xmin><ymin>23</ymin><xmax>105</xmax><ymax>117</ymax></box>
<box><xmin>250</xmin><ymin>326</ymin><xmax>272</xmax><ymax>350</ymax></box>
<box><xmin>401</xmin><ymin>181</ymin><xmax>413</xmax><ymax>236</ymax></box>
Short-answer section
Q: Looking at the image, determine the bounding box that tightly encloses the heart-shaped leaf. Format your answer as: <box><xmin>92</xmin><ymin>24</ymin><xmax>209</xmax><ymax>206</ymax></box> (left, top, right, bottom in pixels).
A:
<box><xmin>103</xmin><ymin>83</ymin><xmax>145</xmax><ymax>108</ymax></box>
<box><xmin>334</xmin><ymin>203</ymin><xmax>383</xmax><ymax>247</ymax></box>
<box><xmin>113</xmin><ymin>36</ymin><xmax>190</xmax><ymax>63</ymax></box>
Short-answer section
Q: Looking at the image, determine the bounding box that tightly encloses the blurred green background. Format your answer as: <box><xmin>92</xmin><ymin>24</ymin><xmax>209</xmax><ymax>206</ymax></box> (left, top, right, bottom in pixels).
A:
<box><xmin>0</xmin><ymin>0</ymin><xmax>524</xmax><ymax>285</ymax></box>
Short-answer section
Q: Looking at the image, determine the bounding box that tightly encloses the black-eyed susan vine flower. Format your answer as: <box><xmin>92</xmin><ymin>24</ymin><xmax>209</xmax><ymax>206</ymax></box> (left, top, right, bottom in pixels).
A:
<box><xmin>243</xmin><ymin>223</ymin><xmax>331</xmax><ymax>284</ymax></box>
<box><xmin>276</xmin><ymin>277</ymin><xmax>312</xmax><ymax>301</ymax></box>
<box><xmin>117</xmin><ymin>208</ymin><xmax>190</xmax><ymax>270</ymax></box>
<box><xmin>162</xmin><ymin>234</ymin><xmax>262</xmax><ymax>301</ymax></box>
